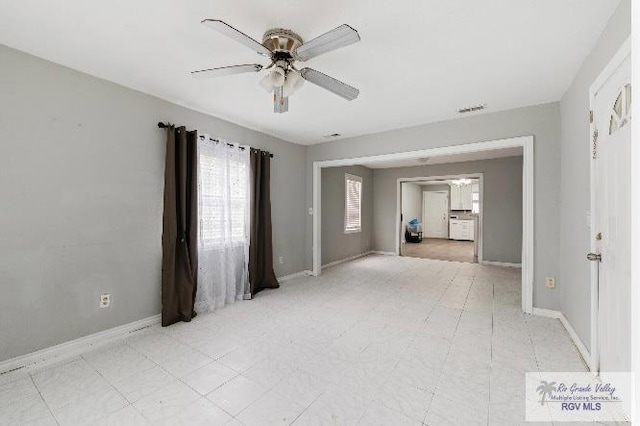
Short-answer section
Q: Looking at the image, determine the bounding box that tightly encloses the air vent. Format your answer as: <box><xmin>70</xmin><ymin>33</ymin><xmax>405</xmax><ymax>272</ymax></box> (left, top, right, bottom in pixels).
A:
<box><xmin>458</xmin><ymin>104</ymin><xmax>486</xmax><ymax>114</ymax></box>
<box><xmin>324</xmin><ymin>133</ymin><xmax>342</xmax><ymax>138</ymax></box>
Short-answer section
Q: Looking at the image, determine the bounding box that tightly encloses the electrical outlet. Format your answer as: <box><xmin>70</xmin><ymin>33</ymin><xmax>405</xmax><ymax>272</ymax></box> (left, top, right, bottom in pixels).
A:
<box><xmin>100</xmin><ymin>293</ymin><xmax>111</xmax><ymax>308</ymax></box>
<box><xmin>278</xmin><ymin>256</ymin><xmax>284</xmax><ymax>264</ymax></box>
<box><xmin>545</xmin><ymin>277</ymin><xmax>556</xmax><ymax>289</ymax></box>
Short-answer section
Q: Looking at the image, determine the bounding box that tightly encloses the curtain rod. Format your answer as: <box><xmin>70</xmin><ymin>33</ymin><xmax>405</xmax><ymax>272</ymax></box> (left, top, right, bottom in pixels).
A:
<box><xmin>157</xmin><ymin>122</ymin><xmax>273</xmax><ymax>158</ymax></box>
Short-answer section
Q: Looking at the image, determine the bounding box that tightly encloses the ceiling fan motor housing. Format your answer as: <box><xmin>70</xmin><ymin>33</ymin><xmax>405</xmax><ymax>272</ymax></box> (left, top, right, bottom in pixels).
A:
<box><xmin>262</xmin><ymin>28</ymin><xmax>303</xmax><ymax>60</ymax></box>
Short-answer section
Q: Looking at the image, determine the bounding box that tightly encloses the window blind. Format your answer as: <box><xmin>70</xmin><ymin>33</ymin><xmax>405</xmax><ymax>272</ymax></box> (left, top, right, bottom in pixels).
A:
<box><xmin>345</xmin><ymin>174</ymin><xmax>362</xmax><ymax>233</ymax></box>
<box><xmin>199</xmin><ymin>154</ymin><xmax>248</xmax><ymax>246</ymax></box>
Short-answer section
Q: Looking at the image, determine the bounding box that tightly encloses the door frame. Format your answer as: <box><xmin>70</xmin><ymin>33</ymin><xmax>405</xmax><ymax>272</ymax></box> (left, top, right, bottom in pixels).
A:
<box><xmin>422</xmin><ymin>190</ymin><xmax>449</xmax><ymax>238</ymax></box>
<box><xmin>397</xmin><ymin>173</ymin><xmax>483</xmax><ymax>255</ymax></box>
<box><xmin>588</xmin><ymin>36</ymin><xmax>631</xmax><ymax>373</ymax></box>
<box><xmin>312</xmin><ymin>135</ymin><xmax>534</xmax><ymax>314</ymax></box>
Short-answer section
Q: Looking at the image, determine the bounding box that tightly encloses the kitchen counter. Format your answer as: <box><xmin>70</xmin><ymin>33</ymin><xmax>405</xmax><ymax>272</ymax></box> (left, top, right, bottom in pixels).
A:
<box><xmin>450</xmin><ymin>213</ymin><xmax>477</xmax><ymax>220</ymax></box>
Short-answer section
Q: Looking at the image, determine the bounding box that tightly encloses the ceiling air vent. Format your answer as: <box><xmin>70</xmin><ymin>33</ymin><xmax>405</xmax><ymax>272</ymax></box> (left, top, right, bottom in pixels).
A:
<box><xmin>323</xmin><ymin>133</ymin><xmax>342</xmax><ymax>138</ymax></box>
<box><xmin>458</xmin><ymin>104</ymin><xmax>486</xmax><ymax>114</ymax></box>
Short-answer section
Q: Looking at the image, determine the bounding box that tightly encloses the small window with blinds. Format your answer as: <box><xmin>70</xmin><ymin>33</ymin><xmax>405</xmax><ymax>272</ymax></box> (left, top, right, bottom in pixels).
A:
<box><xmin>344</xmin><ymin>174</ymin><xmax>362</xmax><ymax>234</ymax></box>
<box><xmin>199</xmin><ymin>154</ymin><xmax>248</xmax><ymax>247</ymax></box>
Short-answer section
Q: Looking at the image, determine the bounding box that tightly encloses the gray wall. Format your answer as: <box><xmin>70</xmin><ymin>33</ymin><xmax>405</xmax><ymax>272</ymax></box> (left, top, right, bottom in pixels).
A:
<box><xmin>401</xmin><ymin>183</ymin><xmax>422</xmax><ymax>223</ymax></box>
<box><xmin>374</xmin><ymin>157</ymin><xmax>523</xmax><ymax>264</ymax></box>
<box><xmin>306</xmin><ymin>102</ymin><xmax>560</xmax><ymax>310</ymax></box>
<box><xmin>558</xmin><ymin>0</ymin><xmax>631</xmax><ymax>348</ymax></box>
<box><xmin>321</xmin><ymin>166</ymin><xmax>373</xmax><ymax>265</ymax></box>
<box><xmin>0</xmin><ymin>45</ymin><xmax>307</xmax><ymax>362</ymax></box>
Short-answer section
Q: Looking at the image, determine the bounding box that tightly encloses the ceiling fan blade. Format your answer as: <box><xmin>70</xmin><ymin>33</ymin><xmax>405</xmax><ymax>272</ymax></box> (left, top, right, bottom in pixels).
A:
<box><xmin>201</xmin><ymin>19</ymin><xmax>272</xmax><ymax>57</ymax></box>
<box><xmin>299</xmin><ymin>68</ymin><xmax>359</xmax><ymax>101</ymax></box>
<box><xmin>191</xmin><ymin>64</ymin><xmax>263</xmax><ymax>79</ymax></box>
<box><xmin>294</xmin><ymin>24</ymin><xmax>360</xmax><ymax>61</ymax></box>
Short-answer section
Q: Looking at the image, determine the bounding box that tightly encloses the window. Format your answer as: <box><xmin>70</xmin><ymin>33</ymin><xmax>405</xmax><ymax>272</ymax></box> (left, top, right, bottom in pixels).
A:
<box><xmin>344</xmin><ymin>174</ymin><xmax>362</xmax><ymax>233</ymax></box>
<box><xmin>472</xmin><ymin>191</ymin><xmax>480</xmax><ymax>214</ymax></box>
<box><xmin>199</xmin><ymin>149</ymin><xmax>249</xmax><ymax>247</ymax></box>
<box><xmin>609</xmin><ymin>83</ymin><xmax>631</xmax><ymax>135</ymax></box>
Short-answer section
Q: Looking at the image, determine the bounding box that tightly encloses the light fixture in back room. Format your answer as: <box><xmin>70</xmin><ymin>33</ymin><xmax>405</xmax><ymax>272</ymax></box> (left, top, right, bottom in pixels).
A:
<box><xmin>457</xmin><ymin>103</ymin><xmax>487</xmax><ymax>114</ymax></box>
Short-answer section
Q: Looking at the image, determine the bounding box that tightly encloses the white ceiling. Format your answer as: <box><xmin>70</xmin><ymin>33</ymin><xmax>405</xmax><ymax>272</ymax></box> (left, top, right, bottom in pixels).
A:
<box><xmin>362</xmin><ymin>146</ymin><xmax>523</xmax><ymax>169</ymax></box>
<box><xmin>0</xmin><ymin>0</ymin><xmax>620</xmax><ymax>145</ymax></box>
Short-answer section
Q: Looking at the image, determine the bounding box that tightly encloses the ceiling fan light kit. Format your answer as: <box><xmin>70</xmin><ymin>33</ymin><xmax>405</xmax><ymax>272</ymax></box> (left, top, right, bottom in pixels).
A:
<box><xmin>192</xmin><ymin>19</ymin><xmax>361</xmax><ymax>113</ymax></box>
<box><xmin>259</xmin><ymin>64</ymin><xmax>286</xmax><ymax>91</ymax></box>
<box><xmin>282</xmin><ymin>69</ymin><xmax>304</xmax><ymax>97</ymax></box>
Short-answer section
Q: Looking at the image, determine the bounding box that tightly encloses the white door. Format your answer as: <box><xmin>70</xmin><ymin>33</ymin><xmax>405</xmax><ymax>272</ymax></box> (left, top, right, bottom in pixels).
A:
<box><xmin>591</xmin><ymin>51</ymin><xmax>631</xmax><ymax>374</ymax></box>
<box><xmin>423</xmin><ymin>191</ymin><xmax>448</xmax><ymax>238</ymax></box>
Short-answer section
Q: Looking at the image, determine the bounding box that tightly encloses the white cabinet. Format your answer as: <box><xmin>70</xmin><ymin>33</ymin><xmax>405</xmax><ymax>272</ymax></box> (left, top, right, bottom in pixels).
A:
<box><xmin>449</xmin><ymin>219</ymin><xmax>461</xmax><ymax>239</ymax></box>
<box><xmin>460</xmin><ymin>185</ymin><xmax>472</xmax><ymax>210</ymax></box>
<box><xmin>449</xmin><ymin>219</ymin><xmax>475</xmax><ymax>241</ymax></box>
<box><xmin>449</xmin><ymin>184</ymin><xmax>473</xmax><ymax>210</ymax></box>
<box><xmin>450</xmin><ymin>185</ymin><xmax>460</xmax><ymax>210</ymax></box>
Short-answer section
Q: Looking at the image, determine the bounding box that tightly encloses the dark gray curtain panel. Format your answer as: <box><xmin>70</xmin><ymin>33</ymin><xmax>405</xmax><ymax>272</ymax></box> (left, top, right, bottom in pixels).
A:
<box><xmin>248</xmin><ymin>149</ymin><xmax>279</xmax><ymax>295</ymax></box>
<box><xmin>161</xmin><ymin>125</ymin><xmax>198</xmax><ymax>326</ymax></box>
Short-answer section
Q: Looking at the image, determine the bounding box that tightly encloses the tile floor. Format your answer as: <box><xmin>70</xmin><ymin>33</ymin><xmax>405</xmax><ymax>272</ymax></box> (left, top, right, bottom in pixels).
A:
<box><xmin>401</xmin><ymin>239</ymin><xmax>476</xmax><ymax>263</ymax></box>
<box><xmin>0</xmin><ymin>255</ymin><xmax>589</xmax><ymax>425</ymax></box>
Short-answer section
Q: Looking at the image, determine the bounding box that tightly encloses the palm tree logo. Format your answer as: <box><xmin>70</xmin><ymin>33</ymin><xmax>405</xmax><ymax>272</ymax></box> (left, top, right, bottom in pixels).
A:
<box><xmin>536</xmin><ymin>381</ymin><xmax>557</xmax><ymax>405</ymax></box>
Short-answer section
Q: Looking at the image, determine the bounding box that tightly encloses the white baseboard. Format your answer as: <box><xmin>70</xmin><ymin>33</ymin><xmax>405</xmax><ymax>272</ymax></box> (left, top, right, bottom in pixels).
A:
<box><xmin>322</xmin><ymin>251</ymin><xmax>373</xmax><ymax>269</ymax></box>
<box><xmin>371</xmin><ymin>251</ymin><xmax>397</xmax><ymax>256</ymax></box>
<box><xmin>1</xmin><ymin>270</ymin><xmax>313</xmax><ymax>376</ymax></box>
<box><xmin>558</xmin><ymin>314</ymin><xmax>592</xmax><ymax>371</ymax></box>
<box><xmin>0</xmin><ymin>314</ymin><xmax>161</xmax><ymax>375</ymax></box>
<box><xmin>531</xmin><ymin>307</ymin><xmax>561</xmax><ymax>319</ymax></box>
<box><xmin>532</xmin><ymin>308</ymin><xmax>591</xmax><ymax>370</ymax></box>
<box><xmin>481</xmin><ymin>260</ymin><xmax>522</xmax><ymax>268</ymax></box>
<box><xmin>278</xmin><ymin>270</ymin><xmax>313</xmax><ymax>283</ymax></box>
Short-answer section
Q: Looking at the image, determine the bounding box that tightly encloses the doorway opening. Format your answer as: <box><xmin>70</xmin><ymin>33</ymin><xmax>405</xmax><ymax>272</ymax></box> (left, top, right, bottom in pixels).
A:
<box><xmin>312</xmin><ymin>135</ymin><xmax>534</xmax><ymax>314</ymax></box>
<box><xmin>400</xmin><ymin>174</ymin><xmax>482</xmax><ymax>264</ymax></box>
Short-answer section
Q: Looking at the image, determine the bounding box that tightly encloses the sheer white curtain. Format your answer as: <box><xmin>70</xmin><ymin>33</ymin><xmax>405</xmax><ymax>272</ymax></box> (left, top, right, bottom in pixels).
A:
<box><xmin>195</xmin><ymin>135</ymin><xmax>250</xmax><ymax>314</ymax></box>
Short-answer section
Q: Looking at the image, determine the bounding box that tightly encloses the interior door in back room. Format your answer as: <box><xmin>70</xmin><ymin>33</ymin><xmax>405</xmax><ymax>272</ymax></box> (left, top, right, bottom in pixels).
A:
<box><xmin>423</xmin><ymin>191</ymin><xmax>449</xmax><ymax>238</ymax></box>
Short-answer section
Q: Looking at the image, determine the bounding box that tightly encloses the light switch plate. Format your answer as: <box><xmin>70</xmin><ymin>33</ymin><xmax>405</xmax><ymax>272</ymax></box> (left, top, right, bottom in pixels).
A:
<box><xmin>545</xmin><ymin>277</ymin><xmax>556</xmax><ymax>289</ymax></box>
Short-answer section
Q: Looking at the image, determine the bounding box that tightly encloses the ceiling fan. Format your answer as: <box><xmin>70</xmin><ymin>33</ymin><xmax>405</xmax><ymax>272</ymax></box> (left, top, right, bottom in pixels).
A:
<box><xmin>191</xmin><ymin>20</ymin><xmax>361</xmax><ymax>113</ymax></box>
